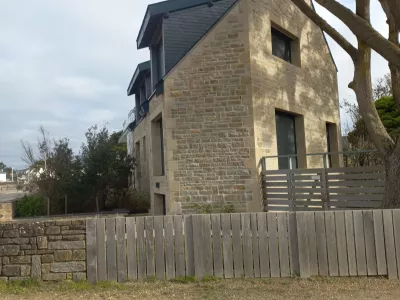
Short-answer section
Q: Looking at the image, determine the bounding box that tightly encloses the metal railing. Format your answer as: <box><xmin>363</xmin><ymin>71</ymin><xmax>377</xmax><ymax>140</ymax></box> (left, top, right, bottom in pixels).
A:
<box><xmin>261</xmin><ymin>150</ymin><xmax>380</xmax><ymax>171</ymax></box>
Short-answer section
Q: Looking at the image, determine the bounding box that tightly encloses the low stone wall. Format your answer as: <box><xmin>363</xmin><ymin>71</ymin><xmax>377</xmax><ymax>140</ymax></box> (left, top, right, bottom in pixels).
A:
<box><xmin>0</xmin><ymin>219</ymin><xmax>87</xmax><ymax>282</ymax></box>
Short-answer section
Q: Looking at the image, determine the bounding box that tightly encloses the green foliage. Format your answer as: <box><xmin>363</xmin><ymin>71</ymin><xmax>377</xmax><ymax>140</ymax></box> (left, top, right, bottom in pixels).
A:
<box><xmin>15</xmin><ymin>195</ymin><xmax>46</xmax><ymax>218</ymax></box>
<box><xmin>192</xmin><ymin>203</ymin><xmax>236</xmax><ymax>214</ymax></box>
<box><xmin>375</xmin><ymin>96</ymin><xmax>400</xmax><ymax>137</ymax></box>
<box><xmin>123</xmin><ymin>189</ymin><xmax>150</xmax><ymax>214</ymax></box>
<box><xmin>21</xmin><ymin>125</ymin><xmax>135</xmax><ymax>215</ymax></box>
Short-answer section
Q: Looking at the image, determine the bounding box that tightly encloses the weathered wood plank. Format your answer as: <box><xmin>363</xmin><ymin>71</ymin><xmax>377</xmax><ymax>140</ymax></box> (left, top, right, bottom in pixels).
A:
<box><xmin>136</xmin><ymin>217</ymin><xmax>146</xmax><ymax>279</ymax></box>
<box><xmin>241</xmin><ymin>214</ymin><xmax>254</xmax><ymax>278</ymax></box>
<box><xmin>86</xmin><ymin>219</ymin><xmax>97</xmax><ymax>284</ymax></box>
<box><xmin>392</xmin><ymin>210</ymin><xmax>400</xmax><ymax>279</ymax></box>
<box><xmin>106</xmin><ymin>218</ymin><xmax>117</xmax><ymax>282</ymax></box>
<box><xmin>288</xmin><ymin>212</ymin><xmax>300</xmax><ymax>277</ymax></box>
<box><xmin>164</xmin><ymin>215</ymin><xmax>175</xmax><ymax>279</ymax></box>
<box><xmin>353</xmin><ymin>210</ymin><xmax>367</xmax><ymax>276</ymax></box>
<box><xmin>363</xmin><ymin>211</ymin><xmax>377</xmax><ymax>276</ymax></box>
<box><xmin>383</xmin><ymin>210</ymin><xmax>398</xmax><ymax>279</ymax></box>
<box><xmin>373</xmin><ymin>210</ymin><xmax>387</xmax><ymax>276</ymax></box>
<box><xmin>184</xmin><ymin>215</ymin><xmax>194</xmax><ymax>277</ymax></box>
<box><xmin>314</xmin><ymin>212</ymin><xmax>328</xmax><ymax>276</ymax></box>
<box><xmin>327</xmin><ymin>187</ymin><xmax>385</xmax><ymax>194</ymax></box>
<box><xmin>267</xmin><ymin>212</ymin><xmax>280</xmax><ymax>277</ymax></box>
<box><xmin>116</xmin><ymin>218</ymin><xmax>127</xmax><ymax>282</ymax></box>
<box><xmin>277</xmin><ymin>213</ymin><xmax>290</xmax><ymax>277</ymax></box>
<box><xmin>305</xmin><ymin>212</ymin><xmax>318</xmax><ymax>276</ymax></box>
<box><xmin>296</xmin><ymin>213</ymin><xmax>310</xmax><ymax>278</ymax></box>
<box><xmin>334</xmin><ymin>211</ymin><xmax>349</xmax><ymax>276</ymax></box>
<box><xmin>251</xmin><ymin>213</ymin><xmax>261</xmax><ymax>278</ymax></box>
<box><xmin>174</xmin><ymin>215</ymin><xmax>185</xmax><ymax>278</ymax></box>
<box><xmin>327</xmin><ymin>180</ymin><xmax>385</xmax><ymax>187</ymax></box>
<box><xmin>329</xmin><ymin>195</ymin><xmax>384</xmax><ymax>201</ymax></box>
<box><xmin>145</xmin><ymin>217</ymin><xmax>155</xmax><ymax>278</ymax></box>
<box><xmin>344</xmin><ymin>211</ymin><xmax>357</xmax><ymax>276</ymax></box>
<box><xmin>202</xmin><ymin>215</ymin><xmax>213</xmax><ymax>277</ymax></box>
<box><xmin>211</xmin><ymin>214</ymin><xmax>223</xmax><ymax>278</ymax></box>
<box><xmin>192</xmin><ymin>215</ymin><xmax>204</xmax><ymax>279</ymax></box>
<box><xmin>325</xmin><ymin>212</ymin><xmax>339</xmax><ymax>276</ymax></box>
<box><xmin>327</xmin><ymin>173</ymin><xmax>385</xmax><ymax>180</ymax></box>
<box><xmin>231</xmin><ymin>214</ymin><xmax>244</xmax><ymax>278</ymax></box>
<box><xmin>221</xmin><ymin>214</ymin><xmax>233</xmax><ymax>278</ymax></box>
<box><xmin>257</xmin><ymin>213</ymin><xmax>270</xmax><ymax>277</ymax></box>
<box><xmin>326</xmin><ymin>166</ymin><xmax>384</xmax><ymax>173</ymax></box>
<box><xmin>328</xmin><ymin>201</ymin><xmax>382</xmax><ymax>209</ymax></box>
<box><xmin>154</xmin><ymin>216</ymin><xmax>165</xmax><ymax>280</ymax></box>
<box><xmin>96</xmin><ymin>218</ymin><xmax>107</xmax><ymax>282</ymax></box>
<box><xmin>126</xmin><ymin>218</ymin><xmax>137</xmax><ymax>280</ymax></box>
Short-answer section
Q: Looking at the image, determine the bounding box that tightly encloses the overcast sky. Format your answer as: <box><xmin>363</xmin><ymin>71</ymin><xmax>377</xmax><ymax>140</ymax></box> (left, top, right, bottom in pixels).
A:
<box><xmin>0</xmin><ymin>0</ymin><xmax>389</xmax><ymax>169</ymax></box>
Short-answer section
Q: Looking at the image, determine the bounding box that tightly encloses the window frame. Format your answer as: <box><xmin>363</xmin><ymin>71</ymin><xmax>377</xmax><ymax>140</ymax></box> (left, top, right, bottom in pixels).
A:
<box><xmin>271</xmin><ymin>27</ymin><xmax>292</xmax><ymax>63</ymax></box>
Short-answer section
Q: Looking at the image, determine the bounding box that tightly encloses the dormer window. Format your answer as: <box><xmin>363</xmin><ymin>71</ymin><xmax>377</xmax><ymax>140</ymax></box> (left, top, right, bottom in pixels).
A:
<box><xmin>151</xmin><ymin>37</ymin><xmax>165</xmax><ymax>89</ymax></box>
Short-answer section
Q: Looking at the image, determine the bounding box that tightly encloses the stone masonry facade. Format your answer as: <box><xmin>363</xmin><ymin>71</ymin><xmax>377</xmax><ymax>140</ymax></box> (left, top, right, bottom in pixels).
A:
<box><xmin>131</xmin><ymin>0</ymin><xmax>341</xmax><ymax>214</ymax></box>
<box><xmin>0</xmin><ymin>219</ymin><xmax>86</xmax><ymax>282</ymax></box>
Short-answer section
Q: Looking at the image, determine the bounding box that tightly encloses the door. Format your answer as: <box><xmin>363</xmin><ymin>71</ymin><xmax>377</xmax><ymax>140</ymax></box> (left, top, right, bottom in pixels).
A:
<box><xmin>275</xmin><ymin>111</ymin><xmax>298</xmax><ymax>169</ymax></box>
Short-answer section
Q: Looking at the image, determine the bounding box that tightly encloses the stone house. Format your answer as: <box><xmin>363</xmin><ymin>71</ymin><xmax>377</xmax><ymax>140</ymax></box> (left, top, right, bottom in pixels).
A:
<box><xmin>121</xmin><ymin>0</ymin><xmax>342</xmax><ymax>215</ymax></box>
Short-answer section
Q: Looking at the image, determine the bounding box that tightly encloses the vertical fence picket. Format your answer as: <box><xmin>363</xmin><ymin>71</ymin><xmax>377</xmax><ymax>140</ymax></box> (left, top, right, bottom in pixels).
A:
<box><xmin>392</xmin><ymin>210</ymin><xmax>400</xmax><ymax>279</ymax></box>
<box><xmin>383</xmin><ymin>210</ymin><xmax>398</xmax><ymax>279</ymax></box>
<box><xmin>145</xmin><ymin>217</ymin><xmax>155</xmax><ymax>278</ymax></box>
<box><xmin>353</xmin><ymin>210</ymin><xmax>367</xmax><ymax>276</ymax></box>
<box><xmin>86</xmin><ymin>219</ymin><xmax>97</xmax><ymax>284</ymax></box>
<box><xmin>288</xmin><ymin>212</ymin><xmax>300</xmax><ymax>277</ymax></box>
<box><xmin>211</xmin><ymin>214</ymin><xmax>223</xmax><ymax>278</ymax></box>
<box><xmin>277</xmin><ymin>213</ymin><xmax>290</xmax><ymax>277</ymax></box>
<box><xmin>184</xmin><ymin>215</ymin><xmax>195</xmax><ymax>277</ymax></box>
<box><xmin>231</xmin><ymin>214</ymin><xmax>243</xmax><ymax>278</ymax></box>
<box><xmin>202</xmin><ymin>215</ymin><xmax>213</xmax><ymax>277</ymax></box>
<box><xmin>334</xmin><ymin>211</ymin><xmax>349</xmax><ymax>276</ymax></box>
<box><xmin>258</xmin><ymin>213</ymin><xmax>270</xmax><ymax>277</ymax></box>
<box><xmin>345</xmin><ymin>211</ymin><xmax>357</xmax><ymax>276</ymax></box>
<box><xmin>305</xmin><ymin>212</ymin><xmax>318</xmax><ymax>276</ymax></box>
<box><xmin>126</xmin><ymin>218</ymin><xmax>137</xmax><ymax>280</ymax></box>
<box><xmin>242</xmin><ymin>213</ymin><xmax>254</xmax><ymax>278</ymax></box>
<box><xmin>315</xmin><ymin>212</ymin><xmax>328</xmax><ymax>276</ymax></box>
<box><xmin>251</xmin><ymin>213</ymin><xmax>261</xmax><ymax>278</ymax></box>
<box><xmin>136</xmin><ymin>217</ymin><xmax>146</xmax><ymax>279</ymax></box>
<box><xmin>373</xmin><ymin>210</ymin><xmax>387</xmax><ymax>276</ymax></box>
<box><xmin>154</xmin><ymin>216</ymin><xmax>165</xmax><ymax>280</ymax></box>
<box><xmin>296</xmin><ymin>212</ymin><xmax>310</xmax><ymax>278</ymax></box>
<box><xmin>106</xmin><ymin>218</ymin><xmax>117</xmax><ymax>282</ymax></box>
<box><xmin>96</xmin><ymin>218</ymin><xmax>107</xmax><ymax>282</ymax></box>
<box><xmin>116</xmin><ymin>218</ymin><xmax>127</xmax><ymax>282</ymax></box>
<box><xmin>174</xmin><ymin>215</ymin><xmax>185</xmax><ymax>278</ymax></box>
<box><xmin>325</xmin><ymin>211</ymin><xmax>339</xmax><ymax>276</ymax></box>
<box><xmin>164</xmin><ymin>215</ymin><xmax>175</xmax><ymax>279</ymax></box>
<box><xmin>221</xmin><ymin>214</ymin><xmax>233</xmax><ymax>278</ymax></box>
<box><xmin>363</xmin><ymin>211</ymin><xmax>377</xmax><ymax>276</ymax></box>
<box><xmin>193</xmin><ymin>215</ymin><xmax>204</xmax><ymax>279</ymax></box>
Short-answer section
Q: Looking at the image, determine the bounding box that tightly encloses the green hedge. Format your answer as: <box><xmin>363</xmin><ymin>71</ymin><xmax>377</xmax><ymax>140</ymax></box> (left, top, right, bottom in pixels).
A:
<box><xmin>15</xmin><ymin>195</ymin><xmax>46</xmax><ymax>218</ymax></box>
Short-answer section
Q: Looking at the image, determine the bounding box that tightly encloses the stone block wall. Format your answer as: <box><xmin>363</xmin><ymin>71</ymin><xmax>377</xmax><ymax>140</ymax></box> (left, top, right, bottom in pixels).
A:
<box><xmin>0</xmin><ymin>219</ymin><xmax>86</xmax><ymax>282</ymax></box>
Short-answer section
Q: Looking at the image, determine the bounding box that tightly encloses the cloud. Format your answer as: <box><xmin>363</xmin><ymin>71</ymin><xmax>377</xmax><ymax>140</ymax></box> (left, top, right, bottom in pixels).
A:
<box><xmin>0</xmin><ymin>0</ymin><xmax>392</xmax><ymax>169</ymax></box>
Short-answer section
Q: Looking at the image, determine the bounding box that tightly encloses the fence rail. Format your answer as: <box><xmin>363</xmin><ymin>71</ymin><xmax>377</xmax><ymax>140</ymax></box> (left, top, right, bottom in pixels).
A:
<box><xmin>86</xmin><ymin>211</ymin><xmax>400</xmax><ymax>283</ymax></box>
<box><xmin>262</xmin><ymin>166</ymin><xmax>385</xmax><ymax>211</ymax></box>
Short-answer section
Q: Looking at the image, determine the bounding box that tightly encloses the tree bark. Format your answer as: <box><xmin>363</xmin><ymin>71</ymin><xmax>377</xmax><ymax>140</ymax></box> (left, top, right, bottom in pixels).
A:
<box><xmin>382</xmin><ymin>140</ymin><xmax>400</xmax><ymax>208</ymax></box>
<box><xmin>315</xmin><ymin>0</ymin><xmax>400</xmax><ymax>67</ymax></box>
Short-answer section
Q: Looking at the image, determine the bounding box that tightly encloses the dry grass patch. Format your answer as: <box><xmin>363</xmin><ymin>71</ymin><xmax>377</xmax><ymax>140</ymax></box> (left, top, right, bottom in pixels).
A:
<box><xmin>0</xmin><ymin>277</ymin><xmax>399</xmax><ymax>300</ymax></box>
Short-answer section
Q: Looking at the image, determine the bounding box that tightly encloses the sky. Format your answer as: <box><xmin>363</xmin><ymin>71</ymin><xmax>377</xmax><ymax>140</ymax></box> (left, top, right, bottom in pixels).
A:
<box><xmin>0</xmin><ymin>0</ymin><xmax>390</xmax><ymax>169</ymax></box>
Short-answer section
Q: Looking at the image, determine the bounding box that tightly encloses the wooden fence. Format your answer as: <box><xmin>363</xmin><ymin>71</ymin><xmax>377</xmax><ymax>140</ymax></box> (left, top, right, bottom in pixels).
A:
<box><xmin>262</xmin><ymin>166</ymin><xmax>385</xmax><ymax>211</ymax></box>
<box><xmin>86</xmin><ymin>210</ymin><xmax>400</xmax><ymax>283</ymax></box>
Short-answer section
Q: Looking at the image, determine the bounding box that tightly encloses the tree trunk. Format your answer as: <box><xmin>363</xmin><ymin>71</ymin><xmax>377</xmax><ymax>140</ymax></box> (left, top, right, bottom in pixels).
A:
<box><xmin>382</xmin><ymin>140</ymin><xmax>400</xmax><ymax>208</ymax></box>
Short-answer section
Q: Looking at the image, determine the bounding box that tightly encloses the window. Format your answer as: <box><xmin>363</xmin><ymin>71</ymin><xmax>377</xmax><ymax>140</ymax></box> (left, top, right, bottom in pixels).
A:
<box><xmin>143</xmin><ymin>136</ymin><xmax>146</xmax><ymax>162</ymax></box>
<box><xmin>272</xmin><ymin>28</ymin><xmax>292</xmax><ymax>63</ymax></box>
<box><xmin>135</xmin><ymin>141</ymin><xmax>141</xmax><ymax>187</ymax></box>
<box><xmin>326</xmin><ymin>123</ymin><xmax>339</xmax><ymax>167</ymax></box>
<box><xmin>152</xmin><ymin>116</ymin><xmax>165</xmax><ymax>176</ymax></box>
<box><xmin>151</xmin><ymin>38</ymin><xmax>164</xmax><ymax>89</ymax></box>
<box><xmin>275</xmin><ymin>111</ymin><xmax>298</xmax><ymax>169</ymax></box>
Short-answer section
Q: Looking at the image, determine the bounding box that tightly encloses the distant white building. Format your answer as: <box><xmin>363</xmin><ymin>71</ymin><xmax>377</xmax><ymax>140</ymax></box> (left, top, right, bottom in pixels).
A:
<box><xmin>0</xmin><ymin>172</ymin><xmax>6</xmax><ymax>182</ymax></box>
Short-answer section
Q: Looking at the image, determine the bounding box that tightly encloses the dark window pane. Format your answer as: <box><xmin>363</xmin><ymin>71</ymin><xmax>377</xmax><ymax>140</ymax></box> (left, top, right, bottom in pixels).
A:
<box><xmin>275</xmin><ymin>111</ymin><xmax>297</xmax><ymax>169</ymax></box>
<box><xmin>326</xmin><ymin>123</ymin><xmax>333</xmax><ymax>168</ymax></box>
<box><xmin>157</xmin><ymin>40</ymin><xmax>164</xmax><ymax>82</ymax></box>
<box><xmin>272</xmin><ymin>28</ymin><xmax>292</xmax><ymax>63</ymax></box>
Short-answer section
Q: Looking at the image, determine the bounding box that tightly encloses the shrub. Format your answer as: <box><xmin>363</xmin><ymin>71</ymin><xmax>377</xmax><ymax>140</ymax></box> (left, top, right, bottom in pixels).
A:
<box><xmin>15</xmin><ymin>195</ymin><xmax>46</xmax><ymax>218</ymax></box>
<box><xmin>123</xmin><ymin>189</ymin><xmax>150</xmax><ymax>214</ymax></box>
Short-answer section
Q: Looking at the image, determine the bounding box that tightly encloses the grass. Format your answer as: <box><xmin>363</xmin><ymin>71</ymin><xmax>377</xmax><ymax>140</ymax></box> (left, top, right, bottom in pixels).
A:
<box><xmin>0</xmin><ymin>277</ymin><xmax>400</xmax><ymax>299</ymax></box>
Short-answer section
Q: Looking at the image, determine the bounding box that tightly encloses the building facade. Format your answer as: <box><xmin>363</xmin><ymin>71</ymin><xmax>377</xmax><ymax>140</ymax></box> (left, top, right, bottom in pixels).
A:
<box><xmin>122</xmin><ymin>0</ymin><xmax>342</xmax><ymax>215</ymax></box>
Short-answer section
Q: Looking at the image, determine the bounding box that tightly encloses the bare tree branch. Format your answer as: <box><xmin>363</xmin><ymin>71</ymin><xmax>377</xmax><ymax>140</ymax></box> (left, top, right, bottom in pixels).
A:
<box><xmin>379</xmin><ymin>0</ymin><xmax>400</xmax><ymax>32</ymax></box>
<box><xmin>291</xmin><ymin>0</ymin><xmax>358</xmax><ymax>59</ymax></box>
<box><xmin>315</xmin><ymin>0</ymin><xmax>400</xmax><ymax>67</ymax></box>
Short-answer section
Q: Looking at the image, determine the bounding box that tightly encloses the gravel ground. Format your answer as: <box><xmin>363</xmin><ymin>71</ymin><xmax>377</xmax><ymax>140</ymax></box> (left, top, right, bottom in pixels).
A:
<box><xmin>1</xmin><ymin>277</ymin><xmax>400</xmax><ymax>300</ymax></box>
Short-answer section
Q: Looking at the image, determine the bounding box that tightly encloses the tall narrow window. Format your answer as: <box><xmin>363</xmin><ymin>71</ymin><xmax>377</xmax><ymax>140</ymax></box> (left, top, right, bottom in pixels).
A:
<box><xmin>152</xmin><ymin>116</ymin><xmax>165</xmax><ymax>176</ymax></box>
<box><xmin>326</xmin><ymin>123</ymin><xmax>339</xmax><ymax>167</ymax></box>
<box><xmin>271</xmin><ymin>28</ymin><xmax>292</xmax><ymax>63</ymax></box>
<box><xmin>276</xmin><ymin>111</ymin><xmax>298</xmax><ymax>169</ymax></box>
<box><xmin>135</xmin><ymin>141</ymin><xmax>141</xmax><ymax>187</ymax></box>
<box><xmin>143</xmin><ymin>136</ymin><xmax>146</xmax><ymax>162</ymax></box>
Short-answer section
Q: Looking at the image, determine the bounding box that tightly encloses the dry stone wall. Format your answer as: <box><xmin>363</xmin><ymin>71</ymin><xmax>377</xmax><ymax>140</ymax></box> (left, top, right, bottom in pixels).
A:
<box><xmin>0</xmin><ymin>219</ymin><xmax>87</xmax><ymax>282</ymax></box>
